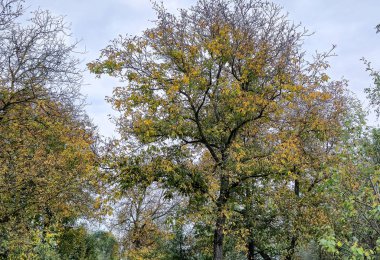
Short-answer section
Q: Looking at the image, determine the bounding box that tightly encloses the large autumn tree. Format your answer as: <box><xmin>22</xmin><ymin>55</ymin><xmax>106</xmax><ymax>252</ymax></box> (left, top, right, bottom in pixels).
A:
<box><xmin>89</xmin><ymin>0</ymin><xmax>348</xmax><ymax>258</ymax></box>
<box><xmin>0</xmin><ymin>0</ymin><xmax>100</xmax><ymax>257</ymax></box>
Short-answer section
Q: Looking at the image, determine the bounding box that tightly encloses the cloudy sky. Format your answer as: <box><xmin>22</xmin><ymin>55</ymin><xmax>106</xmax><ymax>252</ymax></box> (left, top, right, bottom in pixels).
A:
<box><xmin>27</xmin><ymin>0</ymin><xmax>380</xmax><ymax>136</ymax></box>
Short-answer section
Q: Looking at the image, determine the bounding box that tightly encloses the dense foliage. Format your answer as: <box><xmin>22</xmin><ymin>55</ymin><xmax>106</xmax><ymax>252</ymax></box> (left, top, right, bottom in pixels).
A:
<box><xmin>1</xmin><ymin>0</ymin><xmax>380</xmax><ymax>259</ymax></box>
<box><xmin>0</xmin><ymin>0</ymin><xmax>104</xmax><ymax>258</ymax></box>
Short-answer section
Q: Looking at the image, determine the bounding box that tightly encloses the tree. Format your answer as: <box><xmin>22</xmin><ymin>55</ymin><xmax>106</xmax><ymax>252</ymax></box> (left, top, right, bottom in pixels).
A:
<box><xmin>314</xmin><ymin>26</ymin><xmax>380</xmax><ymax>259</ymax></box>
<box><xmin>315</xmin><ymin>121</ymin><xmax>380</xmax><ymax>258</ymax></box>
<box><xmin>0</xmin><ymin>0</ymin><xmax>82</xmax><ymax>122</ymax></box>
<box><xmin>0</xmin><ymin>0</ymin><xmax>99</xmax><ymax>257</ymax></box>
<box><xmin>111</xmin><ymin>183</ymin><xmax>181</xmax><ymax>258</ymax></box>
<box><xmin>58</xmin><ymin>228</ymin><xmax>120</xmax><ymax>260</ymax></box>
<box><xmin>89</xmin><ymin>0</ymin><xmax>348</xmax><ymax>258</ymax></box>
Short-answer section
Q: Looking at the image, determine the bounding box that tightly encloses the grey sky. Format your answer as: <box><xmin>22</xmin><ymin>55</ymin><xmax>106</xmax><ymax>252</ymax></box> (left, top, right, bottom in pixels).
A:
<box><xmin>28</xmin><ymin>0</ymin><xmax>380</xmax><ymax>136</ymax></box>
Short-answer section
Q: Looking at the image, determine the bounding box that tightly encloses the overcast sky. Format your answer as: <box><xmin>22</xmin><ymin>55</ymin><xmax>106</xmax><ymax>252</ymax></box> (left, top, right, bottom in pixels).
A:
<box><xmin>27</xmin><ymin>0</ymin><xmax>380</xmax><ymax>136</ymax></box>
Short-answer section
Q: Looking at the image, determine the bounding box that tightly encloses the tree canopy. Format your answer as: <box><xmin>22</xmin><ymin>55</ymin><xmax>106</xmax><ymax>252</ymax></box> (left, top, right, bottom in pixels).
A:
<box><xmin>1</xmin><ymin>0</ymin><xmax>380</xmax><ymax>259</ymax></box>
<box><xmin>0</xmin><ymin>0</ymin><xmax>101</xmax><ymax>258</ymax></box>
<box><xmin>89</xmin><ymin>0</ymin><xmax>352</xmax><ymax>259</ymax></box>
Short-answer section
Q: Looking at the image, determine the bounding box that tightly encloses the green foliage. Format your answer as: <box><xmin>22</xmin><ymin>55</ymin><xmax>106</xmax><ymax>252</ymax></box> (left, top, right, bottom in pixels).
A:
<box><xmin>58</xmin><ymin>227</ymin><xmax>89</xmax><ymax>260</ymax></box>
<box><xmin>59</xmin><ymin>228</ymin><xmax>119</xmax><ymax>260</ymax></box>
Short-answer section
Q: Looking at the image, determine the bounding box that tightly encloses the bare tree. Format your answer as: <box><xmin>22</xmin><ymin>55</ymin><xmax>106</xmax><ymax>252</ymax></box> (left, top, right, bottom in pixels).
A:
<box><xmin>111</xmin><ymin>183</ymin><xmax>181</xmax><ymax>255</ymax></box>
<box><xmin>0</xmin><ymin>0</ymin><xmax>83</xmax><ymax>122</ymax></box>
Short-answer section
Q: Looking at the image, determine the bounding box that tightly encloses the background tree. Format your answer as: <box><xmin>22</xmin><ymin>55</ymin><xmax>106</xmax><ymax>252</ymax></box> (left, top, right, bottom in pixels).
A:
<box><xmin>58</xmin><ymin>228</ymin><xmax>120</xmax><ymax>260</ymax></box>
<box><xmin>112</xmin><ymin>183</ymin><xmax>181</xmax><ymax>259</ymax></box>
<box><xmin>313</xmin><ymin>24</ymin><xmax>380</xmax><ymax>259</ymax></box>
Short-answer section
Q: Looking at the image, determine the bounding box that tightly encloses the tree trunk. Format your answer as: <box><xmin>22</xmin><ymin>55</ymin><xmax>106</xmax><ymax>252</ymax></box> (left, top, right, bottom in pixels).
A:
<box><xmin>213</xmin><ymin>174</ymin><xmax>229</xmax><ymax>260</ymax></box>
<box><xmin>285</xmin><ymin>237</ymin><xmax>297</xmax><ymax>260</ymax></box>
<box><xmin>258</xmin><ymin>250</ymin><xmax>272</xmax><ymax>260</ymax></box>
<box><xmin>247</xmin><ymin>236</ymin><xmax>272</xmax><ymax>260</ymax></box>
<box><xmin>286</xmin><ymin>170</ymin><xmax>300</xmax><ymax>260</ymax></box>
<box><xmin>213</xmin><ymin>212</ymin><xmax>226</xmax><ymax>260</ymax></box>
<box><xmin>245</xmin><ymin>182</ymin><xmax>255</xmax><ymax>260</ymax></box>
<box><xmin>247</xmin><ymin>237</ymin><xmax>255</xmax><ymax>260</ymax></box>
